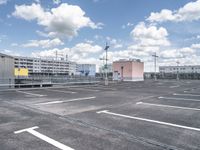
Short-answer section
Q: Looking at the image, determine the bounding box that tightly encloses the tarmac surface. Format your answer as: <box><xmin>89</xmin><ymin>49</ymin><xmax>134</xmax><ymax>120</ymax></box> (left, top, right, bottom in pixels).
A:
<box><xmin>1</xmin><ymin>80</ymin><xmax>200</xmax><ymax>150</ymax></box>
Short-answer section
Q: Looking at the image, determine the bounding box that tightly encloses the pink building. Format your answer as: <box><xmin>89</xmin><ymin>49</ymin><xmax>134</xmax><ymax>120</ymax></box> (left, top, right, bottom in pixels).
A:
<box><xmin>113</xmin><ymin>59</ymin><xmax>144</xmax><ymax>81</ymax></box>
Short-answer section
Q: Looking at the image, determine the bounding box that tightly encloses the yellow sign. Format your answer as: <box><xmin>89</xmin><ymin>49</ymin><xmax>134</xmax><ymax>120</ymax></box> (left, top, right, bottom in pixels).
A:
<box><xmin>14</xmin><ymin>68</ymin><xmax>28</xmax><ymax>76</ymax></box>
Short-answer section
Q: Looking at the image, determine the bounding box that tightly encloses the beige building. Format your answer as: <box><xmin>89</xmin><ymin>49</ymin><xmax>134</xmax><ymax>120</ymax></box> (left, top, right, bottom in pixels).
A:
<box><xmin>113</xmin><ymin>59</ymin><xmax>144</xmax><ymax>81</ymax></box>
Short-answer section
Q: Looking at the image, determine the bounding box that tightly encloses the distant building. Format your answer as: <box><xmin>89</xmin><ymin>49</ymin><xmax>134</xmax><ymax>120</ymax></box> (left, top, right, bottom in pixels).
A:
<box><xmin>113</xmin><ymin>59</ymin><xmax>144</xmax><ymax>81</ymax></box>
<box><xmin>0</xmin><ymin>53</ymin><xmax>14</xmax><ymax>86</ymax></box>
<box><xmin>14</xmin><ymin>56</ymin><xmax>77</xmax><ymax>76</ymax></box>
<box><xmin>99</xmin><ymin>64</ymin><xmax>113</xmax><ymax>74</ymax></box>
<box><xmin>159</xmin><ymin>65</ymin><xmax>200</xmax><ymax>74</ymax></box>
<box><xmin>77</xmin><ymin>64</ymin><xmax>96</xmax><ymax>76</ymax></box>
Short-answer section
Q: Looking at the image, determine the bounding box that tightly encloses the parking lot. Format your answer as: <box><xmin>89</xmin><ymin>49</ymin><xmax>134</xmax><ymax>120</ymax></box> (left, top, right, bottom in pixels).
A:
<box><xmin>1</xmin><ymin>80</ymin><xmax>200</xmax><ymax>150</ymax></box>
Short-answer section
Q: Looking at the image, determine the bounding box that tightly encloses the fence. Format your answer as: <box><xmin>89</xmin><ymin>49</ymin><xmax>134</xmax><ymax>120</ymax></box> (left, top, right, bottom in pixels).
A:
<box><xmin>0</xmin><ymin>75</ymin><xmax>101</xmax><ymax>89</ymax></box>
<box><xmin>144</xmin><ymin>73</ymin><xmax>200</xmax><ymax>80</ymax></box>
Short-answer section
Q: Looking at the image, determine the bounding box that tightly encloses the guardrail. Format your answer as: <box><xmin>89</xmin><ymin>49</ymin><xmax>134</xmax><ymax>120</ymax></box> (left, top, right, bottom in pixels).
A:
<box><xmin>0</xmin><ymin>80</ymin><xmax>100</xmax><ymax>89</ymax></box>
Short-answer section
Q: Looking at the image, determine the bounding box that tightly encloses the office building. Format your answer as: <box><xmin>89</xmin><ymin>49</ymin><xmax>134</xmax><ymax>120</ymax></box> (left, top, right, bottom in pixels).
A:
<box><xmin>14</xmin><ymin>56</ymin><xmax>77</xmax><ymax>76</ymax></box>
<box><xmin>76</xmin><ymin>64</ymin><xmax>96</xmax><ymax>76</ymax></box>
<box><xmin>159</xmin><ymin>65</ymin><xmax>200</xmax><ymax>74</ymax></box>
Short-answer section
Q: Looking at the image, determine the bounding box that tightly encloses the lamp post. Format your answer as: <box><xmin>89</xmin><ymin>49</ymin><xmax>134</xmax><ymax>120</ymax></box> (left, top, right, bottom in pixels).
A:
<box><xmin>176</xmin><ymin>61</ymin><xmax>180</xmax><ymax>81</ymax></box>
<box><xmin>100</xmin><ymin>57</ymin><xmax>105</xmax><ymax>79</ymax></box>
<box><xmin>104</xmin><ymin>43</ymin><xmax>109</xmax><ymax>85</ymax></box>
<box><xmin>152</xmin><ymin>52</ymin><xmax>159</xmax><ymax>81</ymax></box>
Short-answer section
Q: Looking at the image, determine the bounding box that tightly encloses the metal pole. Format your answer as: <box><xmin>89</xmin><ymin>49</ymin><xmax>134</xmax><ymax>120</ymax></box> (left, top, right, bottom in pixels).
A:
<box><xmin>105</xmin><ymin>48</ymin><xmax>108</xmax><ymax>85</ymax></box>
<box><xmin>100</xmin><ymin>57</ymin><xmax>105</xmax><ymax>79</ymax></box>
<box><xmin>152</xmin><ymin>52</ymin><xmax>159</xmax><ymax>81</ymax></box>
<box><xmin>104</xmin><ymin>43</ymin><xmax>109</xmax><ymax>85</ymax></box>
<box><xmin>176</xmin><ymin>61</ymin><xmax>180</xmax><ymax>81</ymax></box>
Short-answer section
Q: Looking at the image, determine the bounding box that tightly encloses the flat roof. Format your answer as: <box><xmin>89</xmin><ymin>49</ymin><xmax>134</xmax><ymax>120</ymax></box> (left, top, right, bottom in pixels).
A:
<box><xmin>0</xmin><ymin>53</ymin><xmax>13</xmax><ymax>58</ymax></box>
<box><xmin>113</xmin><ymin>59</ymin><xmax>142</xmax><ymax>63</ymax></box>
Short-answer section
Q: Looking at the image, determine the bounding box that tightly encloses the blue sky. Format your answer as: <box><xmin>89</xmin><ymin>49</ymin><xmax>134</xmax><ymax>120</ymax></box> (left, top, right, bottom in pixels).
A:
<box><xmin>0</xmin><ymin>0</ymin><xmax>200</xmax><ymax>71</ymax></box>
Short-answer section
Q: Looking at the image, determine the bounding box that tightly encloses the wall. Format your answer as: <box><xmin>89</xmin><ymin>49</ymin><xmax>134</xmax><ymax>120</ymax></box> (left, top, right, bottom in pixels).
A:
<box><xmin>0</xmin><ymin>54</ymin><xmax>14</xmax><ymax>86</ymax></box>
<box><xmin>77</xmin><ymin>64</ymin><xmax>96</xmax><ymax>76</ymax></box>
<box><xmin>113</xmin><ymin>60</ymin><xmax>144</xmax><ymax>81</ymax></box>
<box><xmin>132</xmin><ymin>62</ymin><xmax>144</xmax><ymax>81</ymax></box>
<box><xmin>14</xmin><ymin>68</ymin><xmax>29</xmax><ymax>77</ymax></box>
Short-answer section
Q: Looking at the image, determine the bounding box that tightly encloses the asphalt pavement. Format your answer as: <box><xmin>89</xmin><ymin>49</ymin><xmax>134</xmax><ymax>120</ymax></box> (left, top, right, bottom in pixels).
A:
<box><xmin>1</xmin><ymin>80</ymin><xmax>200</xmax><ymax>150</ymax></box>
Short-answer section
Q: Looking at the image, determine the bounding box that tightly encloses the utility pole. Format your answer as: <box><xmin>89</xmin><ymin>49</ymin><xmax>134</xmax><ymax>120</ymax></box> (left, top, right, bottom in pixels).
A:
<box><xmin>100</xmin><ymin>57</ymin><xmax>105</xmax><ymax>79</ymax></box>
<box><xmin>104</xmin><ymin>42</ymin><xmax>109</xmax><ymax>85</ymax></box>
<box><xmin>152</xmin><ymin>52</ymin><xmax>159</xmax><ymax>81</ymax></box>
<box><xmin>176</xmin><ymin>61</ymin><xmax>180</xmax><ymax>81</ymax></box>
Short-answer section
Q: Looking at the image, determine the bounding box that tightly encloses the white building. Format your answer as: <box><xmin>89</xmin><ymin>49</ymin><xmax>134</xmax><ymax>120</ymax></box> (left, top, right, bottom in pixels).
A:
<box><xmin>159</xmin><ymin>65</ymin><xmax>200</xmax><ymax>74</ymax></box>
<box><xmin>14</xmin><ymin>56</ymin><xmax>77</xmax><ymax>76</ymax></box>
<box><xmin>76</xmin><ymin>64</ymin><xmax>96</xmax><ymax>76</ymax></box>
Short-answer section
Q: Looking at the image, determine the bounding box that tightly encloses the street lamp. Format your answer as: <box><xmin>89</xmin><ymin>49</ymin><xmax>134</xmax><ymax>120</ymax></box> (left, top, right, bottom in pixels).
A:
<box><xmin>104</xmin><ymin>42</ymin><xmax>109</xmax><ymax>85</ymax></box>
<box><xmin>152</xmin><ymin>52</ymin><xmax>159</xmax><ymax>81</ymax></box>
<box><xmin>176</xmin><ymin>61</ymin><xmax>180</xmax><ymax>81</ymax></box>
<box><xmin>100</xmin><ymin>57</ymin><xmax>105</xmax><ymax>79</ymax></box>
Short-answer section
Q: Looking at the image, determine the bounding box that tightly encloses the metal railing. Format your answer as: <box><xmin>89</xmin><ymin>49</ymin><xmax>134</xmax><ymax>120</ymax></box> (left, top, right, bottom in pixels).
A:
<box><xmin>0</xmin><ymin>76</ymin><xmax>101</xmax><ymax>89</ymax></box>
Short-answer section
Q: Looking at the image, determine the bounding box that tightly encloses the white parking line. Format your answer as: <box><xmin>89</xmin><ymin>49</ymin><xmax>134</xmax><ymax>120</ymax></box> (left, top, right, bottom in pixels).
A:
<box><xmin>35</xmin><ymin>97</ymin><xmax>96</xmax><ymax>105</ymax></box>
<box><xmin>96</xmin><ymin>110</ymin><xmax>200</xmax><ymax>132</ymax></box>
<box><xmin>159</xmin><ymin>96</ymin><xmax>200</xmax><ymax>102</ymax></box>
<box><xmin>45</xmin><ymin>89</ymin><xmax>77</xmax><ymax>94</ymax></box>
<box><xmin>14</xmin><ymin>126</ymin><xmax>74</xmax><ymax>150</ymax></box>
<box><xmin>170</xmin><ymin>85</ymin><xmax>180</xmax><ymax>88</ymax></box>
<box><xmin>68</xmin><ymin>88</ymin><xmax>100</xmax><ymax>92</ymax></box>
<box><xmin>88</xmin><ymin>87</ymin><xmax>116</xmax><ymax>91</ymax></box>
<box><xmin>184</xmin><ymin>89</ymin><xmax>195</xmax><ymax>93</ymax></box>
<box><xmin>16</xmin><ymin>90</ymin><xmax>46</xmax><ymax>97</ymax></box>
<box><xmin>136</xmin><ymin>102</ymin><xmax>200</xmax><ymax>111</ymax></box>
<box><xmin>173</xmin><ymin>93</ymin><xmax>200</xmax><ymax>97</ymax></box>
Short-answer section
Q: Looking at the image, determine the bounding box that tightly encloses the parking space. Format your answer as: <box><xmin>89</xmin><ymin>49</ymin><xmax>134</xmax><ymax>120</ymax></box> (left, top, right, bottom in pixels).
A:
<box><xmin>1</xmin><ymin>80</ymin><xmax>200</xmax><ymax>149</ymax></box>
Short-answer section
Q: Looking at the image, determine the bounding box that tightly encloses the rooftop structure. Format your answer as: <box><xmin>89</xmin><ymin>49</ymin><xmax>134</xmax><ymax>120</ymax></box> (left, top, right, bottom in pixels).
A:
<box><xmin>113</xmin><ymin>59</ymin><xmax>144</xmax><ymax>81</ymax></box>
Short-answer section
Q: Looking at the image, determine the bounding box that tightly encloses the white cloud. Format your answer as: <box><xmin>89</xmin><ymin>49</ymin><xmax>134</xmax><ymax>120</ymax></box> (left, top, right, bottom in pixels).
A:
<box><xmin>34</xmin><ymin>0</ymin><xmax>40</xmax><ymax>3</ymax></box>
<box><xmin>180</xmin><ymin>47</ymin><xmax>195</xmax><ymax>54</ymax></box>
<box><xmin>160</xmin><ymin>49</ymin><xmax>181</xmax><ymax>59</ymax></box>
<box><xmin>160</xmin><ymin>47</ymin><xmax>195</xmax><ymax>59</ymax></box>
<box><xmin>106</xmin><ymin>37</ymin><xmax>123</xmax><ymax>49</ymax></box>
<box><xmin>71</xmin><ymin>43</ymin><xmax>102</xmax><ymax>55</ymax></box>
<box><xmin>0</xmin><ymin>49</ymin><xmax>20</xmax><ymax>56</ymax></box>
<box><xmin>22</xmin><ymin>38</ymin><xmax>64</xmax><ymax>48</ymax></box>
<box><xmin>31</xmin><ymin>42</ymin><xmax>103</xmax><ymax>72</ymax></box>
<box><xmin>32</xmin><ymin>48</ymin><xmax>69</xmax><ymax>58</ymax></box>
<box><xmin>31</xmin><ymin>42</ymin><xmax>103</xmax><ymax>61</ymax></box>
<box><xmin>191</xmin><ymin>43</ymin><xmax>200</xmax><ymax>49</ymax></box>
<box><xmin>122</xmin><ymin>22</ymin><xmax>134</xmax><ymax>29</ymax></box>
<box><xmin>131</xmin><ymin>22</ymin><xmax>170</xmax><ymax>47</ymax></box>
<box><xmin>36</xmin><ymin>30</ymin><xmax>49</xmax><ymax>37</ymax></box>
<box><xmin>0</xmin><ymin>0</ymin><xmax>7</xmax><ymax>5</ymax></box>
<box><xmin>11</xmin><ymin>43</ymin><xmax>18</xmax><ymax>47</ymax></box>
<box><xmin>53</xmin><ymin>0</ymin><xmax>61</xmax><ymax>5</ymax></box>
<box><xmin>13</xmin><ymin>3</ymin><xmax>103</xmax><ymax>39</ymax></box>
<box><xmin>147</xmin><ymin>0</ymin><xmax>200</xmax><ymax>22</ymax></box>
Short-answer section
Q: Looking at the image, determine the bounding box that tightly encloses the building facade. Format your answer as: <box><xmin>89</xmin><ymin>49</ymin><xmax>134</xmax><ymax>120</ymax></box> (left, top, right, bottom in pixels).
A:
<box><xmin>76</xmin><ymin>64</ymin><xmax>96</xmax><ymax>76</ymax></box>
<box><xmin>113</xmin><ymin>59</ymin><xmax>144</xmax><ymax>81</ymax></box>
<box><xmin>0</xmin><ymin>53</ymin><xmax>15</xmax><ymax>86</ymax></box>
<box><xmin>159</xmin><ymin>65</ymin><xmax>200</xmax><ymax>74</ymax></box>
<box><xmin>14</xmin><ymin>56</ymin><xmax>77</xmax><ymax>76</ymax></box>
